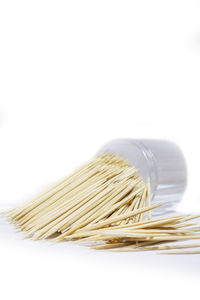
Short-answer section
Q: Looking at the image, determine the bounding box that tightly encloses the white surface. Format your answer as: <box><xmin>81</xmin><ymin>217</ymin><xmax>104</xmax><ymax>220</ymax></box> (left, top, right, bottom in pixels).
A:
<box><xmin>0</xmin><ymin>0</ymin><xmax>200</xmax><ymax>299</ymax></box>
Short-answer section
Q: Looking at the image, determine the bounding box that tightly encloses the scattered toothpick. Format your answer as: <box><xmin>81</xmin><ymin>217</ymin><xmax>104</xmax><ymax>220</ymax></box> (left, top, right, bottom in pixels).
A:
<box><xmin>5</xmin><ymin>153</ymin><xmax>200</xmax><ymax>255</ymax></box>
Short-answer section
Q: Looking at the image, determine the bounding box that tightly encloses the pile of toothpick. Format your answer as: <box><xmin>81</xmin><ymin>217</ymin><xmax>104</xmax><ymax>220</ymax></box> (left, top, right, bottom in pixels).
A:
<box><xmin>5</xmin><ymin>153</ymin><xmax>200</xmax><ymax>254</ymax></box>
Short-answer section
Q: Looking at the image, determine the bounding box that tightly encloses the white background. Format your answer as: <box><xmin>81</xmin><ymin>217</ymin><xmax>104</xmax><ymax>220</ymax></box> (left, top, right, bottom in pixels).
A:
<box><xmin>1</xmin><ymin>0</ymin><xmax>200</xmax><ymax>299</ymax></box>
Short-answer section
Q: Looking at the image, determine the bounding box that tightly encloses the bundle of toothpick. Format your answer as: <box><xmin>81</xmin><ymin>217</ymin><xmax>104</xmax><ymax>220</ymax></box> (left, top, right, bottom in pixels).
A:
<box><xmin>6</xmin><ymin>153</ymin><xmax>200</xmax><ymax>254</ymax></box>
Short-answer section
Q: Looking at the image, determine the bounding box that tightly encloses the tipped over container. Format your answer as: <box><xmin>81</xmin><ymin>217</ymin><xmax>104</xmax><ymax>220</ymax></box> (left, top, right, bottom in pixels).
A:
<box><xmin>98</xmin><ymin>139</ymin><xmax>187</xmax><ymax>213</ymax></box>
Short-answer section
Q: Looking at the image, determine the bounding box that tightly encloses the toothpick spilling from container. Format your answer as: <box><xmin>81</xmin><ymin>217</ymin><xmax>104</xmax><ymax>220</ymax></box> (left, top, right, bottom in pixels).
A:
<box><xmin>5</xmin><ymin>153</ymin><xmax>200</xmax><ymax>255</ymax></box>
